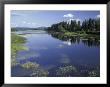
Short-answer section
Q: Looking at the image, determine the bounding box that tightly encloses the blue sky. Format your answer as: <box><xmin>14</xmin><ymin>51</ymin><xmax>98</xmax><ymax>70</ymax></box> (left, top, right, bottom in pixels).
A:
<box><xmin>11</xmin><ymin>10</ymin><xmax>100</xmax><ymax>28</ymax></box>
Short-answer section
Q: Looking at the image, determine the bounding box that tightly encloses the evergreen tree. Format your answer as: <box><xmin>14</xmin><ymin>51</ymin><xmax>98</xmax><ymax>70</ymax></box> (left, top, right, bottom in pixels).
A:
<box><xmin>47</xmin><ymin>18</ymin><xmax>100</xmax><ymax>34</ymax></box>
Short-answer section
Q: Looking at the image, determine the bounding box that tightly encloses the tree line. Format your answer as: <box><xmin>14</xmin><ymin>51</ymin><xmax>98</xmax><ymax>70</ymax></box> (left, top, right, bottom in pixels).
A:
<box><xmin>47</xmin><ymin>18</ymin><xmax>100</xmax><ymax>35</ymax></box>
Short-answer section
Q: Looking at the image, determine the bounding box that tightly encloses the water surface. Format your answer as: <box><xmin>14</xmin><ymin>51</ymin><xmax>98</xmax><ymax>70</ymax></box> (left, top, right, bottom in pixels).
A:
<box><xmin>11</xmin><ymin>30</ymin><xmax>100</xmax><ymax>77</ymax></box>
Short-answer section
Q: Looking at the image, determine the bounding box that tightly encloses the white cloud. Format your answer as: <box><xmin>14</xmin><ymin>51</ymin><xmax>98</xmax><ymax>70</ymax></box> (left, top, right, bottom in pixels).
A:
<box><xmin>63</xmin><ymin>13</ymin><xmax>74</xmax><ymax>18</ymax></box>
<box><xmin>27</xmin><ymin>22</ymin><xmax>31</xmax><ymax>25</ymax></box>
<box><xmin>26</xmin><ymin>22</ymin><xmax>37</xmax><ymax>27</ymax></box>
<box><xmin>32</xmin><ymin>23</ymin><xmax>37</xmax><ymax>26</ymax></box>
<box><xmin>67</xmin><ymin>18</ymin><xmax>81</xmax><ymax>24</ymax></box>
<box><xmin>96</xmin><ymin>14</ymin><xmax>100</xmax><ymax>18</ymax></box>
<box><xmin>75</xmin><ymin>19</ymin><xmax>81</xmax><ymax>22</ymax></box>
<box><xmin>14</xmin><ymin>24</ymin><xmax>18</xmax><ymax>27</ymax></box>
<box><xmin>32</xmin><ymin>23</ymin><xmax>36</xmax><ymax>25</ymax></box>
<box><xmin>67</xmin><ymin>18</ymin><xmax>75</xmax><ymax>23</ymax></box>
<box><xmin>22</xmin><ymin>21</ymin><xmax>26</xmax><ymax>24</ymax></box>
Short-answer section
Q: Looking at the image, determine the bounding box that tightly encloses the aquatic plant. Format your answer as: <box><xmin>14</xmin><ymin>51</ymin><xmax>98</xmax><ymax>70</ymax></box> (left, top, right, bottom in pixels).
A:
<box><xmin>21</xmin><ymin>61</ymin><xmax>39</xmax><ymax>69</ymax></box>
<box><xmin>56</xmin><ymin>65</ymin><xmax>77</xmax><ymax>76</ymax></box>
<box><xmin>20</xmin><ymin>61</ymin><xmax>49</xmax><ymax>77</ymax></box>
<box><xmin>88</xmin><ymin>70</ymin><xmax>99</xmax><ymax>77</ymax></box>
<box><xmin>30</xmin><ymin>68</ymin><xmax>49</xmax><ymax>77</ymax></box>
<box><xmin>11</xmin><ymin>59</ymin><xmax>19</xmax><ymax>67</ymax></box>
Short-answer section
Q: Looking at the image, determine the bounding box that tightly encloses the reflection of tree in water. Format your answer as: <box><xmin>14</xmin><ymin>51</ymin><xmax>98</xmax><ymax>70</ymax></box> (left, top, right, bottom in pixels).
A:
<box><xmin>82</xmin><ymin>38</ymin><xmax>100</xmax><ymax>47</ymax></box>
<box><xmin>71</xmin><ymin>36</ymin><xmax>80</xmax><ymax>44</ymax></box>
<box><xmin>51</xmin><ymin>33</ymin><xmax>99</xmax><ymax>47</ymax></box>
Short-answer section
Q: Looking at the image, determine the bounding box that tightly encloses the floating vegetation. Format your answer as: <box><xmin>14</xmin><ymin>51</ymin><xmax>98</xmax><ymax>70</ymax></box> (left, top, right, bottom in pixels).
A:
<box><xmin>12</xmin><ymin>61</ymin><xmax>99</xmax><ymax>77</ymax></box>
<box><xmin>88</xmin><ymin>70</ymin><xmax>99</xmax><ymax>77</ymax></box>
<box><xmin>56</xmin><ymin>65</ymin><xmax>77</xmax><ymax>76</ymax></box>
<box><xmin>21</xmin><ymin>61</ymin><xmax>39</xmax><ymax>69</ymax></box>
<box><xmin>20</xmin><ymin>61</ymin><xmax>49</xmax><ymax>77</ymax></box>
<box><xmin>30</xmin><ymin>68</ymin><xmax>49</xmax><ymax>77</ymax></box>
<box><xmin>11</xmin><ymin>59</ymin><xmax>20</xmax><ymax>67</ymax></box>
<box><xmin>76</xmin><ymin>64</ymin><xmax>100</xmax><ymax>77</ymax></box>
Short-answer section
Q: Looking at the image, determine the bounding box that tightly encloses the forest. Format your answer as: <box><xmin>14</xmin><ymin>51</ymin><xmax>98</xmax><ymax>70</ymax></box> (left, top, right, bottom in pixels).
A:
<box><xmin>47</xmin><ymin>18</ymin><xmax>100</xmax><ymax>36</ymax></box>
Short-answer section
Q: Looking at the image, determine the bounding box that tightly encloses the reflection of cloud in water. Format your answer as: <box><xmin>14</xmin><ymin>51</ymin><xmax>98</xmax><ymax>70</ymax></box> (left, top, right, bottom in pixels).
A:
<box><xmin>62</xmin><ymin>39</ymin><xmax>72</xmax><ymax>46</ymax></box>
<box><xmin>17</xmin><ymin>51</ymin><xmax>40</xmax><ymax>60</ymax></box>
<box><xmin>59</xmin><ymin>54</ymin><xmax>70</xmax><ymax>64</ymax></box>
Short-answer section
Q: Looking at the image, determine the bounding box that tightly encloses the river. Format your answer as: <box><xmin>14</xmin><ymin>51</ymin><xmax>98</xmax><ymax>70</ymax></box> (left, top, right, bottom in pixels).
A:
<box><xmin>11</xmin><ymin>30</ymin><xmax>100</xmax><ymax>77</ymax></box>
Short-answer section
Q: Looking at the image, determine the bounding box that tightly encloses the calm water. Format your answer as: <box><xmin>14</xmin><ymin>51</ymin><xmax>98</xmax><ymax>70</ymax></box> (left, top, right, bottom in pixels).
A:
<box><xmin>11</xmin><ymin>30</ymin><xmax>100</xmax><ymax>77</ymax></box>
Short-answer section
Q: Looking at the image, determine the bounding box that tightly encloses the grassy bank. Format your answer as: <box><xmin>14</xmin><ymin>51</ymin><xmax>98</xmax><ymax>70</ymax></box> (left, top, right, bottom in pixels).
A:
<box><xmin>51</xmin><ymin>31</ymin><xmax>100</xmax><ymax>39</ymax></box>
<box><xmin>11</xmin><ymin>33</ymin><xmax>28</xmax><ymax>66</ymax></box>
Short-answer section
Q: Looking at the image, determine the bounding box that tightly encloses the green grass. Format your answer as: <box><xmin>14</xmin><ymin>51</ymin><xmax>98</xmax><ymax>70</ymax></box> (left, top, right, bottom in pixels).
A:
<box><xmin>11</xmin><ymin>33</ymin><xmax>28</xmax><ymax>66</ymax></box>
<box><xmin>11</xmin><ymin>33</ymin><xmax>26</xmax><ymax>43</ymax></box>
<box><xmin>52</xmin><ymin>31</ymin><xmax>99</xmax><ymax>41</ymax></box>
<box><xmin>63</xmin><ymin>31</ymin><xmax>99</xmax><ymax>37</ymax></box>
<box><xmin>63</xmin><ymin>32</ymin><xmax>78</xmax><ymax>36</ymax></box>
<box><xmin>52</xmin><ymin>31</ymin><xmax>99</xmax><ymax>37</ymax></box>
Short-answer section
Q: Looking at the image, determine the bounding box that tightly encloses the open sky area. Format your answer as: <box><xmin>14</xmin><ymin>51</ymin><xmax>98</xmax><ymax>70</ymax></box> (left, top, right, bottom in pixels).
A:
<box><xmin>11</xmin><ymin>10</ymin><xmax>100</xmax><ymax>28</ymax></box>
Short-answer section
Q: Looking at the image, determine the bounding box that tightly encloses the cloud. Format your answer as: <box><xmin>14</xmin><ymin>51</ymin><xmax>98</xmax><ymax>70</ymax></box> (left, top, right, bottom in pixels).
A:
<box><xmin>66</xmin><ymin>18</ymin><xmax>81</xmax><ymax>24</ymax></box>
<box><xmin>63</xmin><ymin>13</ymin><xmax>74</xmax><ymax>18</ymax></box>
<box><xmin>11</xmin><ymin>23</ymin><xmax>18</xmax><ymax>27</ymax></box>
<box><xmin>96</xmin><ymin>14</ymin><xmax>100</xmax><ymax>18</ymax></box>
<box><xmin>75</xmin><ymin>19</ymin><xmax>81</xmax><ymax>22</ymax></box>
<box><xmin>15</xmin><ymin>24</ymin><xmax>18</xmax><ymax>27</ymax></box>
<box><xmin>32</xmin><ymin>23</ymin><xmax>36</xmax><ymax>25</ymax></box>
<box><xmin>13</xmin><ymin>24</ymin><xmax>18</xmax><ymax>27</ymax></box>
<box><xmin>26</xmin><ymin>22</ymin><xmax>37</xmax><ymax>26</ymax></box>
<box><xmin>67</xmin><ymin>18</ymin><xmax>81</xmax><ymax>22</ymax></box>
<box><xmin>27</xmin><ymin>22</ymin><xmax>31</xmax><ymax>25</ymax></box>
<box><xmin>22</xmin><ymin>21</ymin><xmax>26</xmax><ymax>24</ymax></box>
<box><xmin>32</xmin><ymin>23</ymin><xmax>37</xmax><ymax>26</ymax></box>
<box><xmin>67</xmin><ymin>18</ymin><xmax>74</xmax><ymax>22</ymax></box>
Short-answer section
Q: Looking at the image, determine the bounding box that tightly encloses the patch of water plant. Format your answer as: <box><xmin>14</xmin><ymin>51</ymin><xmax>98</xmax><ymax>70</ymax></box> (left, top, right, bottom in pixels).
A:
<box><xmin>88</xmin><ymin>70</ymin><xmax>99</xmax><ymax>77</ymax></box>
<box><xmin>20</xmin><ymin>61</ymin><xmax>49</xmax><ymax>77</ymax></box>
<box><xmin>56</xmin><ymin>65</ymin><xmax>77</xmax><ymax>77</ymax></box>
<box><xmin>21</xmin><ymin>61</ymin><xmax>39</xmax><ymax>69</ymax></box>
<box><xmin>30</xmin><ymin>68</ymin><xmax>49</xmax><ymax>77</ymax></box>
